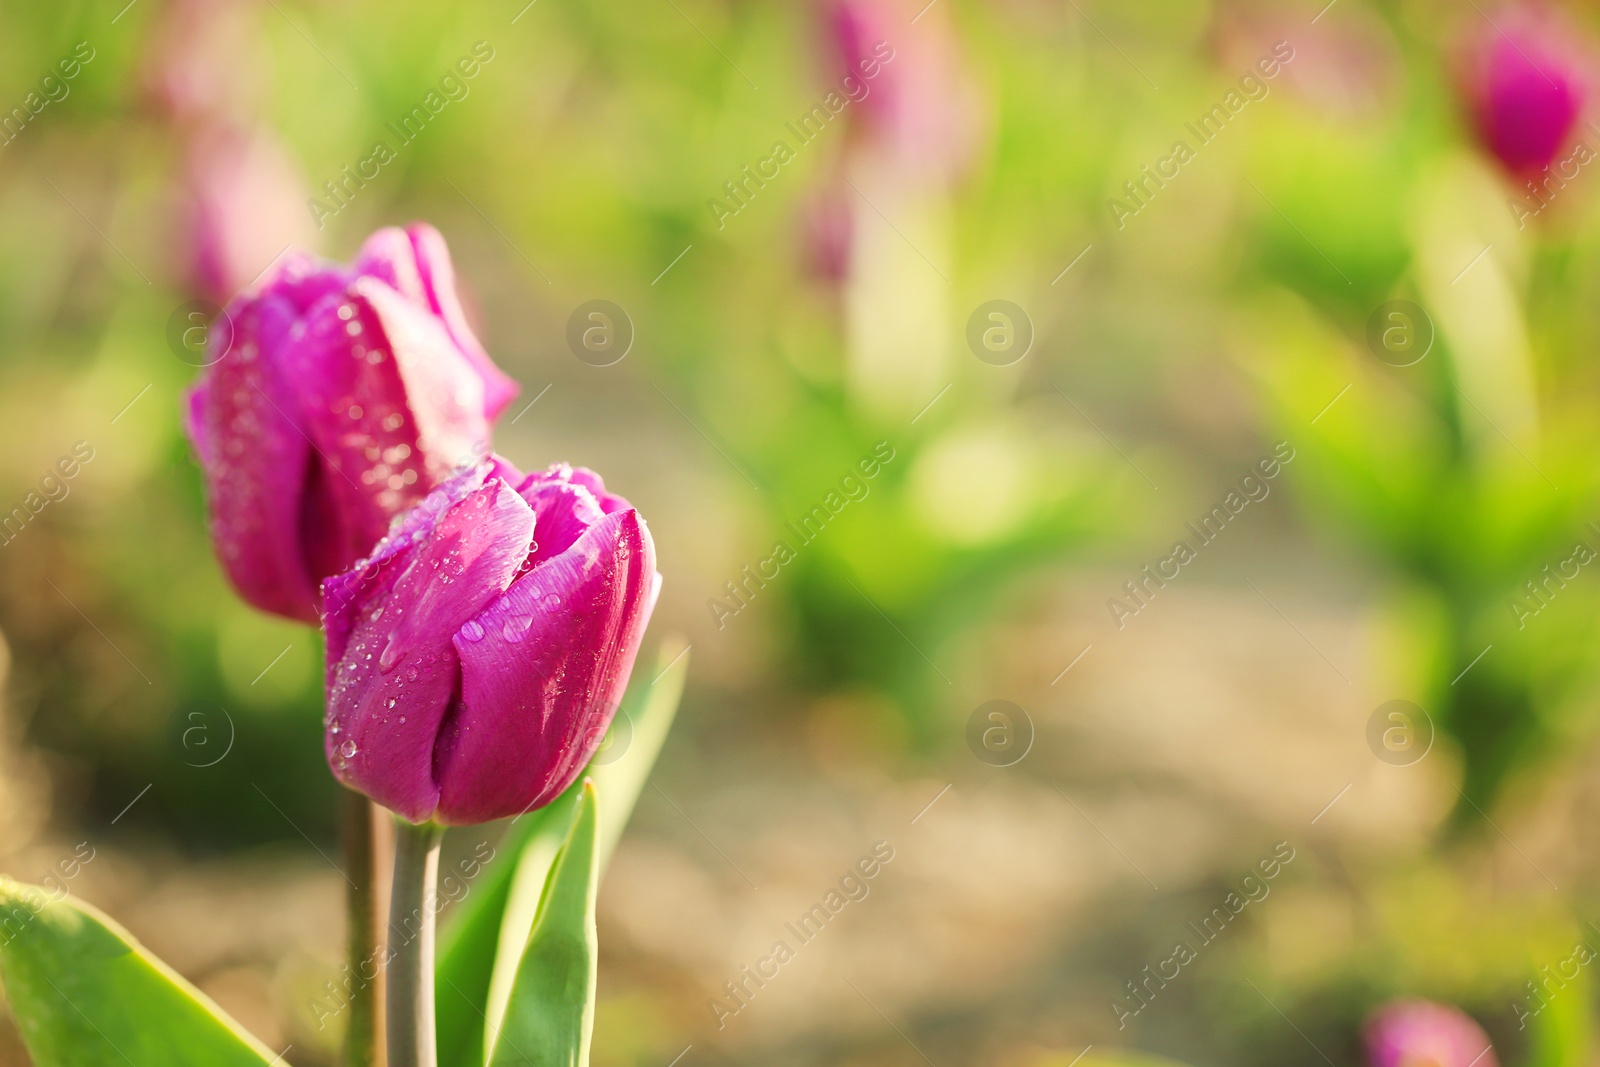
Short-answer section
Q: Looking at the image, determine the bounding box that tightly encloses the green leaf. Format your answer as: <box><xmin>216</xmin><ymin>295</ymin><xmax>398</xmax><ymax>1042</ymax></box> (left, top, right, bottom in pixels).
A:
<box><xmin>435</xmin><ymin>640</ymin><xmax>688</xmax><ymax>1066</ymax></box>
<box><xmin>485</xmin><ymin>780</ymin><xmax>599</xmax><ymax>1067</ymax></box>
<box><xmin>0</xmin><ymin>880</ymin><xmax>281</xmax><ymax>1066</ymax></box>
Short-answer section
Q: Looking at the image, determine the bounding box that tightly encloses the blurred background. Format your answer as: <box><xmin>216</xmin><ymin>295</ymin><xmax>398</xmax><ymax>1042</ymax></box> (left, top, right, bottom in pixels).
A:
<box><xmin>4</xmin><ymin>0</ymin><xmax>1600</xmax><ymax>1064</ymax></box>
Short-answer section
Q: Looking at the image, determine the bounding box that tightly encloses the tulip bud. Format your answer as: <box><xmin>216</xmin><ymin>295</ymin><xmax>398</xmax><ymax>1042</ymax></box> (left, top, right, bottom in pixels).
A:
<box><xmin>1364</xmin><ymin>1000</ymin><xmax>1498</xmax><ymax>1067</ymax></box>
<box><xmin>1461</xmin><ymin>9</ymin><xmax>1586</xmax><ymax>178</ymax></box>
<box><xmin>322</xmin><ymin>458</ymin><xmax>660</xmax><ymax>825</ymax></box>
<box><xmin>184</xmin><ymin>224</ymin><xmax>519</xmax><ymax>624</ymax></box>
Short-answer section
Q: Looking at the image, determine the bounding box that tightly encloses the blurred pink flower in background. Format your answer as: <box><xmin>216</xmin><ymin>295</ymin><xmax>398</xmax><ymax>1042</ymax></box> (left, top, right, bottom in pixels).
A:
<box><xmin>827</xmin><ymin>0</ymin><xmax>983</xmax><ymax>183</ymax></box>
<box><xmin>143</xmin><ymin>0</ymin><xmax>265</xmax><ymax>125</ymax></box>
<box><xmin>147</xmin><ymin>0</ymin><xmax>316</xmax><ymax>298</ymax></box>
<box><xmin>184</xmin><ymin>125</ymin><xmax>316</xmax><ymax>304</ymax></box>
<box><xmin>800</xmin><ymin>184</ymin><xmax>854</xmax><ymax>282</ymax></box>
<box><xmin>1460</xmin><ymin>7</ymin><xmax>1586</xmax><ymax>177</ymax></box>
<box><xmin>1216</xmin><ymin>3</ymin><xmax>1402</xmax><ymax>120</ymax></box>
<box><xmin>813</xmin><ymin>0</ymin><xmax>987</xmax><ymax>417</ymax></box>
<box><xmin>1365</xmin><ymin>1000</ymin><xmax>1498</xmax><ymax>1067</ymax></box>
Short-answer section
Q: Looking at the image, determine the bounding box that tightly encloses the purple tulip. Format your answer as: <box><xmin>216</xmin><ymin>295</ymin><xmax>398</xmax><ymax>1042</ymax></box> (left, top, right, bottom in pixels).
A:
<box><xmin>1365</xmin><ymin>1000</ymin><xmax>1498</xmax><ymax>1067</ymax></box>
<box><xmin>185</xmin><ymin>224</ymin><xmax>519</xmax><ymax>624</ymax></box>
<box><xmin>321</xmin><ymin>457</ymin><xmax>660</xmax><ymax>825</ymax></box>
<box><xmin>1463</xmin><ymin>11</ymin><xmax>1585</xmax><ymax>177</ymax></box>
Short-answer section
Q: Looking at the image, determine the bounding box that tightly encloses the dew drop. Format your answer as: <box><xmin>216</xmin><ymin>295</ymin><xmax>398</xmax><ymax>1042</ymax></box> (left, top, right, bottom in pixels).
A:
<box><xmin>378</xmin><ymin>637</ymin><xmax>404</xmax><ymax>673</ymax></box>
<box><xmin>460</xmin><ymin>619</ymin><xmax>485</xmax><ymax>642</ymax></box>
<box><xmin>502</xmin><ymin>614</ymin><xmax>534</xmax><ymax>643</ymax></box>
<box><xmin>340</xmin><ymin>740</ymin><xmax>358</xmax><ymax>759</ymax></box>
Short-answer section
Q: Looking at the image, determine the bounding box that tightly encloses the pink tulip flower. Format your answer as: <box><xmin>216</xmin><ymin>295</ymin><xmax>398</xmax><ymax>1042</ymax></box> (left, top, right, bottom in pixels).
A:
<box><xmin>322</xmin><ymin>458</ymin><xmax>659</xmax><ymax>825</ymax></box>
<box><xmin>1463</xmin><ymin>10</ymin><xmax>1585</xmax><ymax>177</ymax></box>
<box><xmin>184</xmin><ymin>224</ymin><xmax>518</xmax><ymax>623</ymax></box>
<box><xmin>1365</xmin><ymin>1000</ymin><xmax>1499</xmax><ymax>1067</ymax></box>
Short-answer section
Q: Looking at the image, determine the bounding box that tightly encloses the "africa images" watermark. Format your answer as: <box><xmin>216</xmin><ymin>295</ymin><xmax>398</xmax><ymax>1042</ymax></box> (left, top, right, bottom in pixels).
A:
<box><xmin>1112</xmin><ymin>841</ymin><xmax>1296</xmax><ymax>1030</ymax></box>
<box><xmin>1106</xmin><ymin>441</ymin><xmax>1295</xmax><ymax>629</ymax></box>
<box><xmin>707</xmin><ymin>840</ymin><xmax>895</xmax><ymax>1030</ymax></box>
<box><xmin>707</xmin><ymin>39</ymin><xmax>895</xmax><ymax>230</ymax></box>
<box><xmin>1106</xmin><ymin>41</ymin><xmax>1294</xmax><ymax>230</ymax></box>
<box><xmin>1</xmin><ymin>42</ymin><xmax>96</xmax><ymax>148</ymax></box>
<box><xmin>708</xmin><ymin>441</ymin><xmax>896</xmax><ymax>629</ymax></box>
<box><xmin>309</xmin><ymin>42</ymin><xmax>497</xmax><ymax>229</ymax></box>
<box><xmin>1</xmin><ymin>440</ymin><xmax>96</xmax><ymax>549</ymax></box>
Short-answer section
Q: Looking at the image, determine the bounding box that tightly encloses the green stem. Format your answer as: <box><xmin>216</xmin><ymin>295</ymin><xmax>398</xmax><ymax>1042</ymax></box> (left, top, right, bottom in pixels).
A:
<box><xmin>388</xmin><ymin>818</ymin><xmax>445</xmax><ymax>1067</ymax></box>
<box><xmin>343</xmin><ymin>790</ymin><xmax>390</xmax><ymax>1067</ymax></box>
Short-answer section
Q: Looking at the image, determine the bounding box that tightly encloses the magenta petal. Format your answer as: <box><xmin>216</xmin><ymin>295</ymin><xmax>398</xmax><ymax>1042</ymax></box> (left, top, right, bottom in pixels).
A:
<box><xmin>262</xmin><ymin>251</ymin><xmax>351</xmax><ymax>313</ymax></box>
<box><xmin>405</xmin><ymin>223</ymin><xmax>519</xmax><ymax>421</ymax></box>
<box><xmin>321</xmin><ymin>461</ymin><xmax>500</xmax><ymax>666</ymax></box>
<box><xmin>518</xmin><ymin>478</ymin><xmax>607</xmax><ymax>569</ymax></box>
<box><xmin>355</xmin><ymin>277</ymin><xmax>494</xmax><ymax>473</ymax></box>
<box><xmin>434</xmin><ymin>508</ymin><xmax>657</xmax><ymax>825</ymax></box>
<box><xmin>190</xmin><ymin>293</ymin><xmax>320</xmax><ymax>623</ymax></box>
<box><xmin>325</xmin><ymin>478</ymin><xmax>535</xmax><ymax>823</ymax></box>
<box><xmin>287</xmin><ymin>284</ymin><xmax>487</xmax><ymax>577</ymax></box>
<box><xmin>523</xmin><ymin>463</ymin><xmax>631</xmax><ymax>516</ymax></box>
<box><xmin>352</xmin><ymin>226</ymin><xmax>423</xmax><ymax>297</ymax></box>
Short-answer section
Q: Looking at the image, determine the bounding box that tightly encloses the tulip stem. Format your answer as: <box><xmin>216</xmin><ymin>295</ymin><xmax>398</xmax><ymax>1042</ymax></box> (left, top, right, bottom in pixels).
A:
<box><xmin>388</xmin><ymin>818</ymin><xmax>445</xmax><ymax>1067</ymax></box>
<box><xmin>343</xmin><ymin>791</ymin><xmax>391</xmax><ymax>1067</ymax></box>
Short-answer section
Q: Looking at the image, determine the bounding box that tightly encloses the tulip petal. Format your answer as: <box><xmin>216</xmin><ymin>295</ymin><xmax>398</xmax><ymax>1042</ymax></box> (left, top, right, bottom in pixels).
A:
<box><xmin>189</xmin><ymin>292</ymin><xmax>320</xmax><ymax>623</ymax></box>
<box><xmin>352</xmin><ymin>227</ymin><xmax>422</xmax><ymax>297</ymax></box>
<box><xmin>286</xmin><ymin>283</ymin><xmax>489</xmax><ymax>581</ymax></box>
<box><xmin>261</xmin><ymin>250</ymin><xmax>350</xmax><ymax>313</ymax></box>
<box><xmin>326</xmin><ymin>476</ymin><xmax>534</xmax><ymax>823</ymax></box>
<box><xmin>357</xmin><ymin>278</ymin><xmax>495</xmax><ymax>473</ymax></box>
<box><xmin>521</xmin><ymin>464</ymin><xmax>631</xmax><ymax>517</ymax></box>
<box><xmin>321</xmin><ymin>462</ymin><xmax>500</xmax><ymax>667</ymax></box>
<box><xmin>517</xmin><ymin>477</ymin><xmax>607</xmax><ymax>569</ymax></box>
<box><xmin>406</xmin><ymin>223</ymin><xmax>520</xmax><ymax>421</ymax></box>
<box><xmin>575</xmin><ymin>473</ymin><xmax>630</xmax><ymax>515</ymax></box>
<box><xmin>435</xmin><ymin>508</ymin><xmax>657</xmax><ymax>825</ymax></box>
<box><xmin>353</xmin><ymin>224</ymin><xmax>518</xmax><ymax>421</ymax></box>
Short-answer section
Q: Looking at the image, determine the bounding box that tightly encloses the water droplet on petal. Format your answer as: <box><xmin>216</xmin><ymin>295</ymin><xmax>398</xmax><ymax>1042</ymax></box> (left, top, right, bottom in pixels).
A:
<box><xmin>378</xmin><ymin>637</ymin><xmax>404</xmax><ymax>673</ymax></box>
<box><xmin>460</xmin><ymin>619</ymin><xmax>486</xmax><ymax>643</ymax></box>
<box><xmin>502</xmin><ymin>614</ymin><xmax>534</xmax><ymax>643</ymax></box>
<box><xmin>340</xmin><ymin>740</ymin><xmax>358</xmax><ymax>759</ymax></box>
